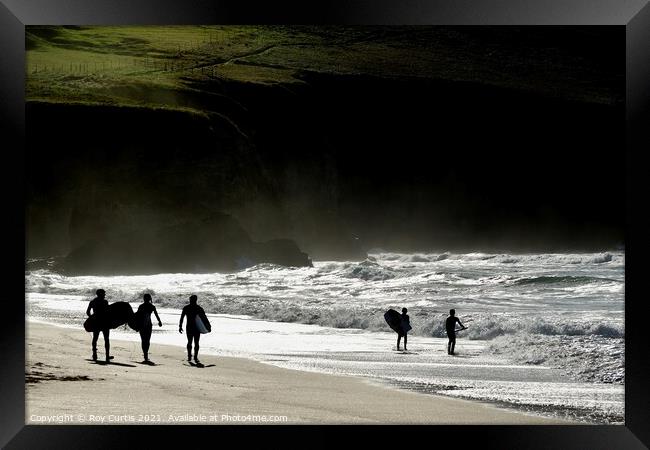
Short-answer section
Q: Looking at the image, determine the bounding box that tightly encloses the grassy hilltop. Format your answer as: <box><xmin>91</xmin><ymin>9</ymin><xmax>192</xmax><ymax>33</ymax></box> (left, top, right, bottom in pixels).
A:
<box><xmin>26</xmin><ymin>25</ymin><xmax>622</xmax><ymax>112</ymax></box>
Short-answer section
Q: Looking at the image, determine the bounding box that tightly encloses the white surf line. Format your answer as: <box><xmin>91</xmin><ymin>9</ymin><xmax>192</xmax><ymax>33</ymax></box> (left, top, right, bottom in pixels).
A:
<box><xmin>262</xmin><ymin>359</ymin><xmax>552</xmax><ymax>370</ymax></box>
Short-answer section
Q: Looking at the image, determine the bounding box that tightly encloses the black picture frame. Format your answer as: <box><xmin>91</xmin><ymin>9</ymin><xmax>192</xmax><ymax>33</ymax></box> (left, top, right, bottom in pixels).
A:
<box><xmin>2</xmin><ymin>0</ymin><xmax>648</xmax><ymax>448</ymax></box>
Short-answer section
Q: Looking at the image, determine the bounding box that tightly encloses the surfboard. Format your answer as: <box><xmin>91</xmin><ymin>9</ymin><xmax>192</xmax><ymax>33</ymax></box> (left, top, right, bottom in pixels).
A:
<box><xmin>131</xmin><ymin>304</ymin><xmax>154</xmax><ymax>332</ymax></box>
<box><xmin>84</xmin><ymin>301</ymin><xmax>135</xmax><ymax>332</ymax></box>
<box><xmin>131</xmin><ymin>307</ymin><xmax>145</xmax><ymax>332</ymax></box>
<box><xmin>384</xmin><ymin>309</ymin><xmax>406</xmax><ymax>335</ymax></box>
<box><xmin>195</xmin><ymin>315</ymin><xmax>210</xmax><ymax>334</ymax></box>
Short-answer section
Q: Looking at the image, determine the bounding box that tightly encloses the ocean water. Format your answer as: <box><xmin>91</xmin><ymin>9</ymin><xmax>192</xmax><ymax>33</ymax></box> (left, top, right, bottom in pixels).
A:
<box><xmin>25</xmin><ymin>251</ymin><xmax>625</xmax><ymax>424</ymax></box>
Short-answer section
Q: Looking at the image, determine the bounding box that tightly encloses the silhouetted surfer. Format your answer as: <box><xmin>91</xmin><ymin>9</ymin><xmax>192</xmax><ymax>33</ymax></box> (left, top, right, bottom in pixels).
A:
<box><xmin>445</xmin><ymin>309</ymin><xmax>465</xmax><ymax>355</ymax></box>
<box><xmin>398</xmin><ymin>308</ymin><xmax>411</xmax><ymax>351</ymax></box>
<box><xmin>86</xmin><ymin>289</ymin><xmax>112</xmax><ymax>362</ymax></box>
<box><xmin>137</xmin><ymin>294</ymin><xmax>162</xmax><ymax>363</ymax></box>
<box><xmin>179</xmin><ymin>295</ymin><xmax>211</xmax><ymax>363</ymax></box>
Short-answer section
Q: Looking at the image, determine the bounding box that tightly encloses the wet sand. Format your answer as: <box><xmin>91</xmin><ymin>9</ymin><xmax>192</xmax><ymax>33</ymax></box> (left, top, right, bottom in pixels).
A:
<box><xmin>26</xmin><ymin>322</ymin><xmax>570</xmax><ymax>424</ymax></box>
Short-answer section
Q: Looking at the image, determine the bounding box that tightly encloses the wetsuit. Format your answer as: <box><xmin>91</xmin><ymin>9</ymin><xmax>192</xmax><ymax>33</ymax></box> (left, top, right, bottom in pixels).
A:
<box><xmin>87</xmin><ymin>297</ymin><xmax>109</xmax><ymax>360</ymax></box>
<box><xmin>446</xmin><ymin>316</ymin><xmax>462</xmax><ymax>355</ymax></box>
<box><xmin>180</xmin><ymin>304</ymin><xmax>210</xmax><ymax>361</ymax></box>
<box><xmin>397</xmin><ymin>313</ymin><xmax>410</xmax><ymax>350</ymax></box>
<box><xmin>137</xmin><ymin>302</ymin><xmax>157</xmax><ymax>360</ymax></box>
<box><xmin>401</xmin><ymin>314</ymin><xmax>411</xmax><ymax>334</ymax></box>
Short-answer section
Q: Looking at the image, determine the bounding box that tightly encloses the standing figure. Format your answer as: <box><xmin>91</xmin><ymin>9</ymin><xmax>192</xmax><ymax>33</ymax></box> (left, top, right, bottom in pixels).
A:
<box><xmin>137</xmin><ymin>293</ymin><xmax>162</xmax><ymax>363</ymax></box>
<box><xmin>86</xmin><ymin>288</ymin><xmax>112</xmax><ymax>362</ymax></box>
<box><xmin>179</xmin><ymin>295</ymin><xmax>211</xmax><ymax>364</ymax></box>
<box><xmin>398</xmin><ymin>307</ymin><xmax>411</xmax><ymax>351</ymax></box>
<box><xmin>445</xmin><ymin>309</ymin><xmax>465</xmax><ymax>355</ymax></box>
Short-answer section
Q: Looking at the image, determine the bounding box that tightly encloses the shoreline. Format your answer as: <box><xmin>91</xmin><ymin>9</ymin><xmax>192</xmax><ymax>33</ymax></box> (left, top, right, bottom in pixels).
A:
<box><xmin>26</xmin><ymin>322</ymin><xmax>570</xmax><ymax>424</ymax></box>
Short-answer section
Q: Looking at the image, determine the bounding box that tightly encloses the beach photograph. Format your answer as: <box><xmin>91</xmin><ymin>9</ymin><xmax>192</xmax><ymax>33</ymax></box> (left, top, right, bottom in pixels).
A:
<box><xmin>25</xmin><ymin>26</ymin><xmax>624</xmax><ymax>425</ymax></box>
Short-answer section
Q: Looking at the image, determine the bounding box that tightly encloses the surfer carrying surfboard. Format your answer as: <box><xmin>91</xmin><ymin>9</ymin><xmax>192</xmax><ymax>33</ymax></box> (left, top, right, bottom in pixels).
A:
<box><xmin>179</xmin><ymin>295</ymin><xmax>211</xmax><ymax>364</ymax></box>
<box><xmin>86</xmin><ymin>289</ymin><xmax>112</xmax><ymax>362</ymax></box>
<box><xmin>445</xmin><ymin>309</ymin><xmax>466</xmax><ymax>355</ymax></box>
<box><xmin>136</xmin><ymin>293</ymin><xmax>162</xmax><ymax>363</ymax></box>
<box><xmin>398</xmin><ymin>308</ymin><xmax>411</xmax><ymax>351</ymax></box>
<box><xmin>383</xmin><ymin>307</ymin><xmax>412</xmax><ymax>351</ymax></box>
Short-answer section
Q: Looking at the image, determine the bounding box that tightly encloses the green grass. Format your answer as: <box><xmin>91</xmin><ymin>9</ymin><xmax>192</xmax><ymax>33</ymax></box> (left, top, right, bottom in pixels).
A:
<box><xmin>27</xmin><ymin>26</ymin><xmax>322</xmax><ymax>111</ymax></box>
<box><xmin>26</xmin><ymin>26</ymin><xmax>621</xmax><ymax>111</ymax></box>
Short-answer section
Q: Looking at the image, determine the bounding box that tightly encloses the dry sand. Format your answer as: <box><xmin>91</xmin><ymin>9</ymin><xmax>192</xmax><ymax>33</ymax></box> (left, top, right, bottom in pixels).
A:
<box><xmin>26</xmin><ymin>322</ymin><xmax>569</xmax><ymax>425</ymax></box>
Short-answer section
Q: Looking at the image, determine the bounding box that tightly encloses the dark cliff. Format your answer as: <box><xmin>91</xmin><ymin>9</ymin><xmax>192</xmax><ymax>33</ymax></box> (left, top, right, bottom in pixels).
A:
<box><xmin>26</xmin><ymin>26</ymin><xmax>625</xmax><ymax>269</ymax></box>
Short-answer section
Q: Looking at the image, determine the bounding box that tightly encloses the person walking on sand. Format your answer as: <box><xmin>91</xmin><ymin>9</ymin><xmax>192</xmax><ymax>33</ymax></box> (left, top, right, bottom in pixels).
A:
<box><xmin>179</xmin><ymin>295</ymin><xmax>211</xmax><ymax>364</ymax></box>
<box><xmin>446</xmin><ymin>309</ymin><xmax>466</xmax><ymax>355</ymax></box>
<box><xmin>397</xmin><ymin>307</ymin><xmax>412</xmax><ymax>351</ymax></box>
<box><xmin>137</xmin><ymin>293</ymin><xmax>162</xmax><ymax>363</ymax></box>
<box><xmin>86</xmin><ymin>288</ymin><xmax>112</xmax><ymax>362</ymax></box>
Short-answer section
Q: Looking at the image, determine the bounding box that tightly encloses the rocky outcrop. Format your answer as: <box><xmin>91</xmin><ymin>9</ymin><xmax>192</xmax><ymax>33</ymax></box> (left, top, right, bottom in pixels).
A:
<box><xmin>62</xmin><ymin>213</ymin><xmax>311</xmax><ymax>275</ymax></box>
<box><xmin>251</xmin><ymin>239</ymin><xmax>313</xmax><ymax>268</ymax></box>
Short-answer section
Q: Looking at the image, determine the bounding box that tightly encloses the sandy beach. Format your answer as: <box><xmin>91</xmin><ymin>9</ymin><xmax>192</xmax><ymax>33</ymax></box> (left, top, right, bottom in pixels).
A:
<box><xmin>26</xmin><ymin>322</ymin><xmax>569</xmax><ymax>425</ymax></box>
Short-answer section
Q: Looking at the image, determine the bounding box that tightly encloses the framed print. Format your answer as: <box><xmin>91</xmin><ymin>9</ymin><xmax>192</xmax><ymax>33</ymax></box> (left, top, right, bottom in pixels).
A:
<box><xmin>1</xmin><ymin>0</ymin><xmax>648</xmax><ymax>448</ymax></box>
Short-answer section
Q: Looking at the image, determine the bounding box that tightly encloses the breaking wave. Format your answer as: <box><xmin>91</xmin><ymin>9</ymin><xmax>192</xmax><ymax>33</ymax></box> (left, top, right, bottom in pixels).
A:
<box><xmin>26</xmin><ymin>250</ymin><xmax>624</xmax><ymax>385</ymax></box>
<box><xmin>340</xmin><ymin>260</ymin><xmax>399</xmax><ymax>281</ymax></box>
<box><xmin>371</xmin><ymin>251</ymin><xmax>620</xmax><ymax>266</ymax></box>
